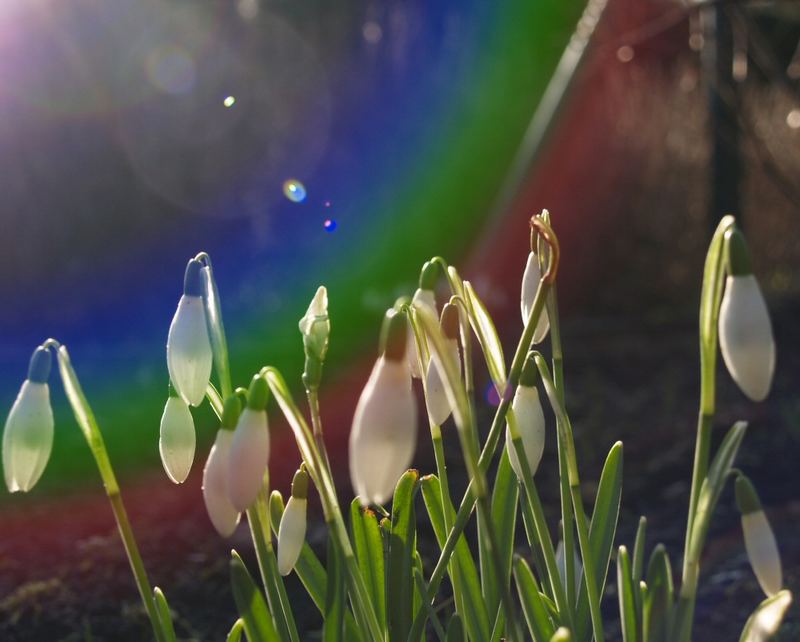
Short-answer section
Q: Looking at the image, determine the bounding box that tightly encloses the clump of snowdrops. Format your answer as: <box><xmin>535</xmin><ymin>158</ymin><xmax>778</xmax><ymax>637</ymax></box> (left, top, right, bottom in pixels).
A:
<box><xmin>2</xmin><ymin>212</ymin><xmax>792</xmax><ymax>642</ymax></box>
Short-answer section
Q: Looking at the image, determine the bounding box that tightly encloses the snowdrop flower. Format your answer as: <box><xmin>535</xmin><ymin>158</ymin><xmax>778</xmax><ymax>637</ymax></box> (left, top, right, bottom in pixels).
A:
<box><xmin>167</xmin><ymin>258</ymin><xmax>213</xmax><ymax>406</ymax></box>
<box><xmin>202</xmin><ymin>396</ymin><xmax>242</xmax><ymax>537</ymax></box>
<box><xmin>505</xmin><ymin>357</ymin><xmax>546</xmax><ymax>480</ymax></box>
<box><xmin>158</xmin><ymin>384</ymin><xmax>196</xmax><ymax>484</ymax></box>
<box><xmin>718</xmin><ymin>228</ymin><xmax>775</xmax><ymax>402</ymax></box>
<box><xmin>278</xmin><ymin>466</ymin><xmax>309</xmax><ymax>576</ymax></box>
<box><xmin>350</xmin><ymin>309</ymin><xmax>417</xmax><ymax>506</ymax></box>
<box><xmin>741</xmin><ymin>590</ymin><xmax>792</xmax><ymax>642</ymax></box>
<box><xmin>227</xmin><ymin>375</ymin><xmax>270</xmax><ymax>512</ymax></box>
<box><xmin>407</xmin><ymin>261</ymin><xmax>438</xmax><ymax>378</ymax></box>
<box><xmin>424</xmin><ymin>303</ymin><xmax>460</xmax><ymax>426</ymax></box>
<box><xmin>299</xmin><ymin>286</ymin><xmax>330</xmax><ymax>391</ymax></box>
<box><xmin>736</xmin><ymin>475</ymin><xmax>782</xmax><ymax>597</ymax></box>
<box><xmin>520</xmin><ymin>251</ymin><xmax>550</xmax><ymax>344</ymax></box>
<box><xmin>3</xmin><ymin>347</ymin><xmax>54</xmax><ymax>493</ymax></box>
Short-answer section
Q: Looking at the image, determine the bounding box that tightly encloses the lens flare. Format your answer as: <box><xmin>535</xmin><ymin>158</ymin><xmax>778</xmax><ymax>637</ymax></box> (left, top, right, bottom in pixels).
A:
<box><xmin>283</xmin><ymin>179</ymin><xmax>307</xmax><ymax>203</ymax></box>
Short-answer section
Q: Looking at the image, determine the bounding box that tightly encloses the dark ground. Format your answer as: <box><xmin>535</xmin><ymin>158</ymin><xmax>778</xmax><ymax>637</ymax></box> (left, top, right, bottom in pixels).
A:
<box><xmin>1</xmin><ymin>298</ymin><xmax>798</xmax><ymax>641</ymax></box>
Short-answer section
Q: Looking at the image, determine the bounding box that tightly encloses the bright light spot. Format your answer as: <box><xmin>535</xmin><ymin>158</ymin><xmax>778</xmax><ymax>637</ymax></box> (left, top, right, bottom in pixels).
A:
<box><xmin>146</xmin><ymin>46</ymin><xmax>196</xmax><ymax>95</ymax></box>
<box><xmin>237</xmin><ymin>0</ymin><xmax>259</xmax><ymax>20</ymax></box>
<box><xmin>324</xmin><ymin>200</ymin><xmax>331</xmax><ymax>208</ymax></box>
<box><xmin>786</xmin><ymin>109</ymin><xmax>800</xmax><ymax>130</ymax></box>
<box><xmin>324</xmin><ymin>218</ymin><xmax>337</xmax><ymax>232</ymax></box>
<box><xmin>283</xmin><ymin>179</ymin><xmax>307</xmax><ymax>203</ymax></box>
<box><xmin>224</xmin><ymin>96</ymin><xmax>236</xmax><ymax>108</ymax></box>
<box><xmin>363</xmin><ymin>21</ymin><xmax>383</xmax><ymax>44</ymax></box>
<box><xmin>616</xmin><ymin>46</ymin><xmax>634</xmax><ymax>63</ymax></box>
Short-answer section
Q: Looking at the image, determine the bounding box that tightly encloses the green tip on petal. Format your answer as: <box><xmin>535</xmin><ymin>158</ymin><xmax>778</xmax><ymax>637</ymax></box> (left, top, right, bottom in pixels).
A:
<box><xmin>380</xmin><ymin>309</ymin><xmax>407</xmax><ymax>361</ymax></box>
<box><xmin>246</xmin><ymin>375</ymin><xmax>269</xmax><ymax>410</ymax></box>
<box><xmin>290</xmin><ymin>467</ymin><xmax>309</xmax><ymax>499</ymax></box>
<box><xmin>418</xmin><ymin>260</ymin><xmax>439</xmax><ymax>290</ymax></box>
<box><xmin>725</xmin><ymin>227</ymin><xmax>752</xmax><ymax>277</ymax></box>
<box><xmin>736</xmin><ymin>475</ymin><xmax>762</xmax><ymax>515</ymax></box>
<box><xmin>221</xmin><ymin>395</ymin><xmax>242</xmax><ymax>429</ymax></box>
<box><xmin>519</xmin><ymin>354</ymin><xmax>540</xmax><ymax>387</ymax></box>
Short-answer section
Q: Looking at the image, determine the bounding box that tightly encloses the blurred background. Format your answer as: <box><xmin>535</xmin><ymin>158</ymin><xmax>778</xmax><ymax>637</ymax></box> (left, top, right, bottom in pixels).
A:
<box><xmin>0</xmin><ymin>0</ymin><xmax>798</xmax><ymax>639</ymax></box>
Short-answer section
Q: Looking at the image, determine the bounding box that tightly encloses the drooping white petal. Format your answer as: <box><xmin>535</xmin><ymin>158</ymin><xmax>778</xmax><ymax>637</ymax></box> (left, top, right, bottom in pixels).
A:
<box><xmin>718</xmin><ymin>275</ymin><xmax>775</xmax><ymax>402</ymax></box>
<box><xmin>158</xmin><ymin>396</ymin><xmax>196</xmax><ymax>484</ymax></box>
<box><xmin>520</xmin><ymin>252</ymin><xmax>550</xmax><ymax>344</ymax></box>
<box><xmin>743</xmin><ymin>510</ymin><xmax>783</xmax><ymax>597</ymax></box>
<box><xmin>227</xmin><ymin>408</ymin><xmax>270</xmax><ymax>512</ymax></box>
<box><xmin>741</xmin><ymin>590</ymin><xmax>792</xmax><ymax>642</ymax></box>
<box><xmin>407</xmin><ymin>288</ymin><xmax>437</xmax><ymax>378</ymax></box>
<box><xmin>424</xmin><ymin>338</ymin><xmax>460</xmax><ymax>427</ymax></box>
<box><xmin>2</xmin><ymin>381</ymin><xmax>54</xmax><ymax>493</ymax></box>
<box><xmin>277</xmin><ymin>496</ymin><xmax>307</xmax><ymax>576</ymax></box>
<box><xmin>202</xmin><ymin>429</ymin><xmax>241</xmax><ymax>537</ymax></box>
<box><xmin>167</xmin><ymin>295</ymin><xmax>213</xmax><ymax>407</ymax></box>
<box><xmin>349</xmin><ymin>356</ymin><xmax>417</xmax><ymax>505</ymax></box>
<box><xmin>505</xmin><ymin>385</ymin><xmax>546</xmax><ymax>480</ymax></box>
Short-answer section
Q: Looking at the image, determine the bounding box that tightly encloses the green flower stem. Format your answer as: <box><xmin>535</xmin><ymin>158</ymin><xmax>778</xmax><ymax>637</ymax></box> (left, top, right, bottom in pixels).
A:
<box><xmin>508</xmin><ymin>410</ymin><xmax>572</xmax><ymax>629</ymax></box>
<box><xmin>306</xmin><ymin>388</ymin><xmax>334</xmax><ymax>482</ymax></box>
<box><xmin>194</xmin><ymin>252</ymin><xmax>233</xmax><ymax>400</ymax></box>
<box><xmin>407</xmin><ymin>274</ymin><xmax>553</xmax><ymax>642</ymax></box>
<box><xmin>674</xmin><ymin>216</ymin><xmax>735</xmax><ymax>642</ymax></box>
<box><xmin>53</xmin><ymin>344</ymin><xmax>167</xmax><ymax>642</ymax></box>
<box><xmin>260</xmin><ymin>368</ymin><xmax>384</xmax><ymax>642</ymax></box>
<box><xmin>534</xmin><ymin>354</ymin><xmax>604</xmax><ymax>642</ymax></box>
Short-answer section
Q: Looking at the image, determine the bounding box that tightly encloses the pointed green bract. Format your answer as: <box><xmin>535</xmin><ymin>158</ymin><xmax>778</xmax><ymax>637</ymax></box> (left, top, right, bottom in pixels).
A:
<box><xmin>350</xmin><ymin>499</ymin><xmax>386</xmax><ymax>629</ymax></box>
<box><xmin>387</xmin><ymin>470</ymin><xmax>419</xmax><ymax>642</ymax></box>
<box><xmin>617</xmin><ymin>546</ymin><xmax>639</xmax><ymax>642</ymax></box>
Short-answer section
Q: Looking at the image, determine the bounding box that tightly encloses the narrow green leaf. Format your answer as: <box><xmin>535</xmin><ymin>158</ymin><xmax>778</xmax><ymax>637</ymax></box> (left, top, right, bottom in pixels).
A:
<box><xmin>446</xmin><ymin>613</ymin><xmax>465</xmax><ymax>642</ymax></box>
<box><xmin>576</xmin><ymin>441</ymin><xmax>623</xmax><ymax>641</ymax></box>
<box><xmin>699</xmin><ymin>215</ymin><xmax>736</xmax><ymax>353</ymax></box>
<box><xmin>513</xmin><ymin>555</ymin><xmax>557</xmax><ymax>642</ymax></box>
<box><xmin>421</xmin><ymin>475</ymin><xmax>491</xmax><ymax>642</ymax></box>
<box><xmin>617</xmin><ymin>546</ymin><xmax>639</xmax><ymax>642</ymax></box>
<box><xmin>643</xmin><ymin>545</ymin><xmax>673</xmax><ymax>642</ymax></box>
<box><xmin>632</xmin><ymin>517</ymin><xmax>647</xmax><ymax>585</ymax></box>
<box><xmin>201</xmin><ymin>262</ymin><xmax>232</xmax><ymax>398</ymax></box>
<box><xmin>738</xmin><ymin>589</ymin><xmax>792</xmax><ymax>642</ymax></box>
<box><xmin>226</xmin><ymin>619</ymin><xmax>245</xmax><ymax>642</ymax></box>
<box><xmin>463</xmin><ymin>280</ymin><xmax>507</xmax><ymax>391</ymax></box>
<box><xmin>230</xmin><ymin>550</ymin><xmax>281</xmax><ymax>642</ymax></box>
<box><xmin>413</xmin><ymin>564</ymin><xmax>446</xmax><ymax>642</ymax></box>
<box><xmin>324</xmin><ymin>533</ymin><xmax>345</xmax><ymax>642</ymax></box>
<box><xmin>481</xmin><ymin>448</ymin><xmax>519</xmax><ymax>618</ymax></box>
<box><xmin>350</xmin><ymin>499</ymin><xmax>386</xmax><ymax>629</ymax></box>
<box><xmin>153</xmin><ymin>588</ymin><xmax>177</xmax><ymax>642</ymax></box>
<box><xmin>387</xmin><ymin>470</ymin><xmax>419</xmax><ymax>642</ymax></box>
<box><xmin>689</xmin><ymin>422</ymin><xmax>747</xmax><ymax>560</ymax></box>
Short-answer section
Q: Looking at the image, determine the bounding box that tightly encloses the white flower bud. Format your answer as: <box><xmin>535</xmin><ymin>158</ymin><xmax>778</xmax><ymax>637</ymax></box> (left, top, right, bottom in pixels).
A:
<box><xmin>158</xmin><ymin>394</ymin><xmax>196</xmax><ymax>484</ymax></box>
<box><xmin>299</xmin><ymin>286</ymin><xmax>330</xmax><ymax>363</ymax></box>
<box><xmin>742</xmin><ymin>511</ymin><xmax>783</xmax><ymax>598</ymax></box>
<box><xmin>424</xmin><ymin>337</ymin><xmax>459</xmax><ymax>427</ymax></box>
<box><xmin>277</xmin><ymin>496</ymin><xmax>307</xmax><ymax>576</ymax></box>
<box><xmin>167</xmin><ymin>259</ymin><xmax>213</xmax><ymax>407</ymax></box>
<box><xmin>349</xmin><ymin>354</ymin><xmax>417</xmax><ymax>506</ymax></box>
<box><xmin>3</xmin><ymin>380</ymin><xmax>54</xmax><ymax>493</ymax></box>
<box><xmin>505</xmin><ymin>385</ymin><xmax>546</xmax><ymax>480</ymax></box>
<box><xmin>202</xmin><ymin>429</ymin><xmax>240</xmax><ymax>537</ymax></box>
<box><xmin>718</xmin><ymin>274</ymin><xmax>775</xmax><ymax>402</ymax></box>
<box><xmin>407</xmin><ymin>288</ymin><xmax>437</xmax><ymax>378</ymax></box>
<box><xmin>227</xmin><ymin>408</ymin><xmax>270</xmax><ymax>511</ymax></box>
<box><xmin>520</xmin><ymin>252</ymin><xmax>550</xmax><ymax>344</ymax></box>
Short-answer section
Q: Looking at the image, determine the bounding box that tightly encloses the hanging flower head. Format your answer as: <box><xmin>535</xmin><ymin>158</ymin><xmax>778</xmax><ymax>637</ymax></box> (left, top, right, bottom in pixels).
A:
<box><xmin>718</xmin><ymin>228</ymin><xmax>775</xmax><ymax>402</ymax></box>
<box><xmin>736</xmin><ymin>475</ymin><xmax>783</xmax><ymax>597</ymax></box>
<box><xmin>202</xmin><ymin>395</ymin><xmax>242</xmax><ymax>537</ymax></box>
<box><xmin>3</xmin><ymin>346</ymin><xmax>55</xmax><ymax>493</ymax></box>
<box><xmin>521</xmin><ymin>251</ymin><xmax>550</xmax><ymax>344</ymax></box>
<box><xmin>350</xmin><ymin>309</ymin><xmax>417</xmax><ymax>506</ymax></box>
<box><xmin>505</xmin><ymin>356</ymin><xmax>546</xmax><ymax>480</ymax></box>
<box><xmin>407</xmin><ymin>261</ymin><xmax>438</xmax><ymax>378</ymax></box>
<box><xmin>158</xmin><ymin>383</ymin><xmax>196</xmax><ymax>484</ymax></box>
<box><xmin>167</xmin><ymin>258</ymin><xmax>213</xmax><ymax>407</ymax></box>
<box><xmin>227</xmin><ymin>375</ymin><xmax>270</xmax><ymax>512</ymax></box>
<box><xmin>424</xmin><ymin>302</ymin><xmax>460</xmax><ymax>427</ymax></box>
<box><xmin>278</xmin><ymin>465</ymin><xmax>309</xmax><ymax>576</ymax></box>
